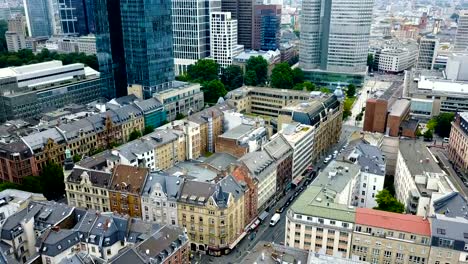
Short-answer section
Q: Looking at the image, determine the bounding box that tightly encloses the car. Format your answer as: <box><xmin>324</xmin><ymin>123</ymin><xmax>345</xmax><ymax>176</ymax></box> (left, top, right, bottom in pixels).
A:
<box><xmin>332</xmin><ymin>153</ymin><xmax>337</xmax><ymax>159</ymax></box>
<box><xmin>293</xmin><ymin>192</ymin><xmax>299</xmax><ymax>197</ymax></box>
<box><xmin>328</xmin><ymin>155</ymin><xmax>332</xmax><ymax>159</ymax></box>
<box><xmin>289</xmin><ymin>196</ymin><xmax>294</xmax><ymax>202</ymax></box>
<box><xmin>333</xmin><ymin>150</ymin><xmax>338</xmax><ymax>155</ymax></box>
<box><xmin>276</xmin><ymin>207</ymin><xmax>284</xmax><ymax>213</ymax></box>
<box><xmin>443</xmin><ymin>137</ymin><xmax>449</xmax><ymax>143</ymax></box>
<box><xmin>299</xmin><ymin>186</ymin><xmax>305</xmax><ymax>192</ymax></box>
<box><xmin>323</xmin><ymin>158</ymin><xmax>329</xmax><ymax>164</ymax></box>
<box><xmin>285</xmin><ymin>201</ymin><xmax>290</xmax><ymax>207</ymax></box>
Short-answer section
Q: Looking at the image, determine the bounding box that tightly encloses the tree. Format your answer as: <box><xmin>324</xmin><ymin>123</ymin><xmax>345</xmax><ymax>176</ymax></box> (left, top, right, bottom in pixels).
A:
<box><xmin>244</xmin><ymin>70</ymin><xmax>258</xmax><ymax>86</ymax></box>
<box><xmin>293</xmin><ymin>81</ymin><xmax>316</xmax><ymax>91</ymax></box>
<box><xmin>367</xmin><ymin>54</ymin><xmax>374</xmax><ymax>69</ymax></box>
<box><xmin>143</xmin><ymin>125</ymin><xmax>155</xmax><ymax>135</ymax></box>
<box><xmin>21</xmin><ymin>176</ymin><xmax>43</xmax><ymax>193</ymax></box>
<box><xmin>175</xmin><ymin>113</ymin><xmax>186</xmax><ymax>120</ymax></box>
<box><xmin>40</xmin><ymin>162</ymin><xmax>65</xmax><ymax>200</ymax></box>
<box><xmin>202</xmin><ymin>80</ymin><xmax>227</xmax><ymax>104</ymax></box>
<box><xmin>129</xmin><ymin>129</ymin><xmax>142</xmax><ymax>141</ymax></box>
<box><xmin>186</xmin><ymin>59</ymin><xmax>219</xmax><ymax>83</ymax></box>
<box><xmin>221</xmin><ymin>65</ymin><xmax>243</xmax><ymax>90</ymax></box>
<box><xmin>72</xmin><ymin>154</ymin><xmax>82</xmax><ymax>163</ymax></box>
<box><xmin>374</xmin><ymin>189</ymin><xmax>405</xmax><ymax>213</ymax></box>
<box><xmin>292</xmin><ymin>68</ymin><xmax>305</xmax><ymax>85</ymax></box>
<box><xmin>346</xmin><ymin>84</ymin><xmax>356</xmax><ymax>97</ymax></box>
<box><xmin>434</xmin><ymin>113</ymin><xmax>455</xmax><ymax>138</ymax></box>
<box><xmin>423</xmin><ymin>129</ymin><xmax>433</xmax><ymax>141</ymax></box>
<box><xmin>245</xmin><ymin>56</ymin><xmax>268</xmax><ymax>85</ymax></box>
<box><xmin>320</xmin><ymin>87</ymin><xmax>331</xmax><ymax>94</ymax></box>
<box><xmin>270</xmin><ymin>63</ymin><xmax>294</xmax><ymax>88</ymax></box>
<box><xmin>0</xmin><ymin>182</ymin><xmax>21</xmax><ymax>192</ymax></box>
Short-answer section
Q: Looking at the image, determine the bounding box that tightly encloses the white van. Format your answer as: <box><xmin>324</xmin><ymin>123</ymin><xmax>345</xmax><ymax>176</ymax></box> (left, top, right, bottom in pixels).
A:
<box><xmin>270</xmin><ymin>213</ymin><xmax>281</xmax><ymax>226</ymax></box>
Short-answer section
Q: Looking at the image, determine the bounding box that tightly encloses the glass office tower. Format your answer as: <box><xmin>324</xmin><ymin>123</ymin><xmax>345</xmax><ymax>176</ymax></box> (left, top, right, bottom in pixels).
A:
<box><xmin>23</xmin><ymin>0</ymin><xmax>52</xmax><ymax>37</ymax></box>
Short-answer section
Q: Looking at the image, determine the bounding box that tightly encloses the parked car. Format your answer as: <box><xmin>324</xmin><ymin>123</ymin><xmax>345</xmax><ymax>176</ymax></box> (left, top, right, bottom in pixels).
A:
<box><xmin>276</xmin><ymin>207</ymin><xmax>284</xmax><ymax>213</ymax></box>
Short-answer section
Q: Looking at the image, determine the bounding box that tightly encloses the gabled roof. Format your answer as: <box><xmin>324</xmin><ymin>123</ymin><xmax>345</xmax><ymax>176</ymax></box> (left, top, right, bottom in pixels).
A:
<box><xmin>239</xmin><ymin>150</ymin><xmax>275</xmax><ymax>180</ymax></box>
<box><xmin>110</xmin><ymin>165</ymin><xmax>149</xmax><ymax>194</ymax></box>
<box><xmin>141</xmin><ymin>173</ymin><xmax>183</xmax><ymax>201</ymax></box>
<box><xmin>67</xmin><ymin>168</ymin><xmax>112</xmax><ymax>188</ymax></box>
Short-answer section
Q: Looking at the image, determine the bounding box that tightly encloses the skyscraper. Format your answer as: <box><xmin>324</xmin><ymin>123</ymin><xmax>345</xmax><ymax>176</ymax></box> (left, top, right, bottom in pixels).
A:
<box><xmin>416</xmin><ymin>35</ymin><xmax>438</xmax><ymax>70</ymax></box>
<box><xmin>252</xmin><ymin>4</ymin><xmax>281</xmax><ymax>51</ymax></box>
<box><xmin>120</xmin><ymin>0</ymin><xmax>174</xmax><ymax>97</ymax></box>
<box><xmin>55</xmin><ymin>0</ymin><xmax>89</xmax><ymax>35</ymax></box>
<box><xmin>23</xmin><ymin>0</ymin><xmax>52</xmax><ymax>37</ymax></box>
<box><xmin>454</xmin><ymin>10</ymin><xmax>468</xmax><ymax>51</ymax></box>
<box><xmin>210</xmin><ymin>12</ymin><xmax>243</xmax><ymax>69</ymax></box>
<box><xmin>5</xmin><ymin>14</ymin><xmax>26</xmax><ymax>52</ymax></box>
<box><xmin>300</xmin><ymin>0</ymin><xmax>374</xmax><ymax>86</ymax></box>
<box><xmin>221</xmin><ymin>0</ymin><xmax>253</xmax><ymax>49</ymax></box>
<box><xmin>172</xmin><ymin>0</ymin><xmax>221</xmax><ymax>76</ymax></box>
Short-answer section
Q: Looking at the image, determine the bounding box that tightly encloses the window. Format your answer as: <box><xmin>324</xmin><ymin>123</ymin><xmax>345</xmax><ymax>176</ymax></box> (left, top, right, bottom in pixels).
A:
<box><xmin>342</xmin><ymin>223</ymin><xmax>349</xmax><ymax>228</ymax></box>
<box><xmin>464</xmin><ymin>243</ymin><xmax>468</xmax><ymax>251</ymax></box>
<box><xmin>372</xmin><ymin>248</ymin><xmax>380</xmax><ymax>256</ymax></box>
<box><xmin>410</xmin><ymin>235</ymin><xmax>416</xmax><ymax>240</ymax></box>
<box><xmin>447</xmin><ymin>252</ymin><xmax>453</xmax><ymax>258</ymax></box>
<box><xmin>396</xmin><ymin>253</ymin><xmax>404</xmax><ymax>261</ymax></box>
<box><xmin>438</xmin><ymin>238</ymin><xmax>454</xmax><ymax>249</ymax></box>
<box><xmin>362</xmin><ymin>191</ymin><xmax>365</xmax><ymax>195</ymax></box>
<box><xmin>355</xmin><ymin>226</ymin><xmax>362</xmax><ymax>232</ymax></box>
<box><xmin>384</xmin><ymin>251</ymin><xmax>392</xmax><ymax>258</ymax></box>
<box><xmin>437</xmin><ymin>228</ymin><xmax>446</xmax><ymax>235</ymax></box>
<box><xmin>399</xmin><ymin>233</ymin><xmax>405</xmax><ymax>239</ymax></box>
<box><xmin>387</xmin><ymin>231</ymin><xmax>393</xmax><ymax>237</ymax></box>
<box><xmin>318</xmin><ymin>218</ymin><xmax>324</xmax><ymax>224</ymax></box>
<box><xmin>107</xmin><ymin>249</ymin><xmax>112</xmax><ymax>255</ymax></box>
<box><xmin>330</xmin><ymin>220</ymin><xmax>336</xmax><ymax>225</ymax></box>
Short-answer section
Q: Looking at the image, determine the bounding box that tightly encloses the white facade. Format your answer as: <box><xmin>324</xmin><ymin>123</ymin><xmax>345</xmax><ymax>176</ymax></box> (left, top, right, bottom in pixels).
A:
<box><xmin>65</xmin><ymin>170</ymin><xmax>111</xmax><ymax>212</ymax></box>
<box><xmin>141</xmin><ymin>183</ymin><xmax>178</xmax><ymax>226</ymax></box>
<box><xmin>172</xmin><ymin>0</ymin><xmax>220</xmax><ymax>75</ymax></box>
<box><xmin>112</xmin><ymin>144</ymin><xmax>156</xmax><ymax>171</ymax></box>
<box><xmin>281</xmin><ymin>123</ymin><xmax>315</xmax><ymax>179</ymax></box>
<box><xmin>210</xmin><ymin>12</ymin><xmax>243</xmax><ymax>69</ymax></box>
<box><xmin>0</xmin><ymin>190</ymin><xmax>45</xmax><ymax>228</ymax></box>
<box><xmin>5</xmin><ymin>32</ymin><xmax>26</xmax><ymax>52</ymax></box>
<box><xmin>454</xmin><ymin>11</ymin><xmax>468</xmax><ymax>51</ymax></box>
<box><xmin>446</xmin><ymin>53</ymin><xmax>468</xmax><ymax>81</ymax></box>
<box><xmin>416</xmin><ymin>36</ymin><xmax>439</xmax><ymax>70</ymax></box>
<box><xmin>256</xmin><ymin>169</ymin><xmax>277</xmax><ymax>210</ymax></box>
<box><xmin>378</xmin><ymin>47</ymin><xmax>418</xmax><ymax>72</ymax></box>
<box><xmin>77</xmin><ymin>35</ymin><xmax>97</xmax><ymax>55</ymax></box>
<box><xmin>357</xmin><ymin>171</ymin><xmax>384</xmax><ymax>209</ymax></box>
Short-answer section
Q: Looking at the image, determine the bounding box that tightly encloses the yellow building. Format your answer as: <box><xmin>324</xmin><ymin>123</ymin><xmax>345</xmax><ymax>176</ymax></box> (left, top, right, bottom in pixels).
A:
<box><xmin>177</xmin><ymin>175</ymin><xmax>246</xmax><ymax>256</ymax></box>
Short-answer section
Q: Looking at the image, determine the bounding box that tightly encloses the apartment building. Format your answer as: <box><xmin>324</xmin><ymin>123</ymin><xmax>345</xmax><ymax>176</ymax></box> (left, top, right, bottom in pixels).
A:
<box><xmin>239</xmin><ymin>151</ymin><xmax>277</xmax><ymax>211</ymax></box>
<box><xmin>448</xmin><ymin>112</ymin><xmax>468</xmax><ymax>174</ymax></box>
<box><xmin>0</xmin><ymin>189</ymin><xmax>45</xmax><ymax>228</ymax></box>
<box><xmin>177</xmin><ymin>175</ymin><xmax>245</xmax><ymax>256</ymax></box>
<box><xmin>159</xmin><ymin>120</ymin><xmax>202</xmax><ymax>160</ymax></box>
<box><xmin>0</xmin><ymin>141</ymin><xmax>38</xmax><ymax>183</ymax></box>
<box><xmin>285</xmin><ymin>185</ymin><xmax>355</xmax><ymax>258</ymax></box>
<box><xmin>352</xmin><ymin>208</ymin><xmax>432</xmax><ymax>264</ymax></box>
<box><xmin>395</xmin><ymin>140</ymin><xmax>456</xmax><ymax>216</ymax></box>
<box><xmin>65</xmin><ymin>167</ymin><xmax>111</xmax><ymax>212</ymax></box>
<box><xmin>109</xmin><ymin>165</ymin><xmax>149</xmax><ymax>217</ymax></box>
<box><xmin>231</xmin><ymin>164</ymin><xmax>258</xmax><ymax>225</ymax></box>
<box><xmin>141</xmin><ymin>172</ymin><xmax>183</xmax><ymax>226</ymax></box>
<box><xmin>280</xmin><ymin>123</ymin><xmax>315</xmax><ymax>179</ymax></box>
<box><xmin>216</xmin><ymin>124</ymin><xmax>268</xmax><ymax>158</ymax></box>
<box><xmin>263</xmin><ymin>134</ymin><xmax>293</xmax><ymax>196</ymax></box>
<box><xmin>210</xmin><ymin>12</ymin><xmax>243</xmax><ymax>69</ymax></box>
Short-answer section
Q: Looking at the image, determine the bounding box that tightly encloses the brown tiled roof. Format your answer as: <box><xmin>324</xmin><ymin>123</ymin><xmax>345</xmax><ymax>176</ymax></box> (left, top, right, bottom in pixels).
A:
<box><xmin>110</xmin><ymin>165</ymin><xmax>149</xmax><ymax>195</ymax></box>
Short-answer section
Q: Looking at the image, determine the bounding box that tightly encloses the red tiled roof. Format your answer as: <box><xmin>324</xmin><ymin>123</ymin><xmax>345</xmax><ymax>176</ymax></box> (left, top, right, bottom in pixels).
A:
<box><xmin>355</xmin><ymin>208</ymin><xmax>431</xmax><ymax>236</ymax></box>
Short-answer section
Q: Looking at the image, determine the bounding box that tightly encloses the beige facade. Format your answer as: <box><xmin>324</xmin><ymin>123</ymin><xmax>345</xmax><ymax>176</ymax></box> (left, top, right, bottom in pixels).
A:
<box><xmin>448</xmin><ymin>113</ymin><xmax>468</xmax><ymax>174</ymax></box>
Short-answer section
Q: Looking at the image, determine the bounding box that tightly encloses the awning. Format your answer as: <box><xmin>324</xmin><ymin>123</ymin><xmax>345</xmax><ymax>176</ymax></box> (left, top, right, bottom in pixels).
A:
<box><xmin>292</xmin><ymin>176</ymin><xmax>304</xmax><ymax>186</ymax></box>
<box><xmin>258</xmin><ymin>211</ymin><xmax>269</xmax><ymax>221</ymax></box>
<box><xmin>229</xmin><ymin>232</ymin><xmax>247</xmax><ymax>249</ymax></box>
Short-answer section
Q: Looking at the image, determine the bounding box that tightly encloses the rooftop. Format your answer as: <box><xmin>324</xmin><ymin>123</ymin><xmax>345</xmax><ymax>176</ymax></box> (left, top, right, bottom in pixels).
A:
<box><xmin>110</xmin><ymin>165</ymin><xmax>149</xmax><ymax>194</ymax></box>
<box><xmin>220</xmin><ymin>124</ymin><xmax>256</xmax><ymax>140</ymax></box>
<box><xmin>432</xmin><ymin>192</ymin><xmax>468</xmax><ymax>218</ymax></box>
<box><xmin>388</xmin><ymin>99</ymin><xmax>410</xmax><ymax>117</ymax></box>
<box><xmin>201</xmin><ymin>152</ymin><xmax>238</xmax><ymax>172</ymax></box>
<box><xmin>66</xmin><ymin>168</ymin><xmax>112</xmax><ymax>188</ymax></box>
<box><xmin>312</xmin><ymin>160</ymin><xmax>360</xmax><ymax>193</ymax></box>
<box><xmin>262</xmin><ymin>134</ymin><xmax>293</xmax><ymax>161</ymax></box>
<box><xmin>353</xmin><ymin>143</ymin><xmax>386</xmax><ymax>176</ymax></box>
<box><xmin>240</xmin><ymin>242</ymin><xmax>309</xmax><ymax>264</ymax></box>
<box><xmin>280</xmin><ymin>123</ymin><xmax>314</xmax><ymax>145</ymax></box>
<box><xmin>239</xmin><ymin>150</ymin><xmax>275</xmax><ymax>179</ymax></box>
<box><xmin>166</xmin><ymin>161</ymin><xmax>219</xmax><ymax>182</ymax></box>
<box><xmin>398</xmin><ymin>140</ymin><xmax>443</xmax><ymax>176</ymax></box>
<box><xmin>356</xmin><ymin>208</ymin><xmax>431</xmax><ymax>236</ymax></box>
<box><xmin>141</xmin><ymin>172</ymin><xmax>182</xmax><ymax>201</ymax></box>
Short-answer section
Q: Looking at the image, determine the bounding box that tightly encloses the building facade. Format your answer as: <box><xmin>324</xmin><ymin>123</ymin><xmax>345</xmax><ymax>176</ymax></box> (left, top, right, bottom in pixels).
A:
<box><xmin>454</xmin><ymin>10</ymin><xmax>468</xmax><ymax>51</ymax></box>
<box><xmin>0</xmin><ymin>142</ymin><xmax>38</xmax><ymax>184</ymax></box>
<box><xmin>448</xmin><ymin>112</ymin><xmax>468</xmax><ymax>174</ymax></box>
<box><xmin>252</xmin><ymin>5</ymin><xmax>281</xmax><ymax>51</ymax></box>
<box><xmin>152</xmin><ymin>82</ymin><xmax>204</xmax><ymax>120</ymax></box>
<box><xmin>221</xmin><ymin>0</ymin><xmax>253</xmax><ymax>49</ymax></box>
<box><xmin>280</xmin><ymin>123</ymin><xmax>315</xmax><ymax>180</ymax></box>
<box><xmin>210</xmin><ymin>12</ymin><xmax>243</xmax><ymax>69</ymax></box>
<box><xmin>23</xmin><ymin>0</ymin><xmax>52</xmax><ymax>37</ymax></box>
<box><xmin>416</xmin><ymin>35</ymin><xmax>439</xmax><ymax>70</ymax></box>
<box><xmin>263</xmin><ymin>134</ymin><xmax>293</xmax><ymax>196</ymax></box>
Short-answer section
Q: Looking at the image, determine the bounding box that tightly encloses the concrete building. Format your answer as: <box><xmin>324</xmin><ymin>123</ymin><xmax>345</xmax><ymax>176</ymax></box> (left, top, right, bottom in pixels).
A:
<box><xmin>394</xmin><ymin>140</ymin><xmax>456</xmax><ymax>216</ymax></box>
<box><xmin>109</xmin><ymin>165</ymin><xmax>149</xmax><ymax>217</ymax></box>
<box><xmin>216</xmin><ymin>123</ymin><xmax>268</xmax><ymax>158</ymax></box>
<box><xmin>352</xmin><ymin>208</ymin><xmax>432</xmax><ymax>263</ymax></box>
<box><xmin>210</xmin><ymin>12</ymin><xmax>244</xmax><ymax>69</ymax></box>
<box><xmin>177</xmin><ymin>175</ymin><xmax>245</xmax><ymax>255</ymax></box>
<box><xmin>300</xmin><ymin>0</ymin><xmax>374</xmax><ymax>87</ymax></box>
<box><xmin>241</xmin><ymin>242</ymin><xmax>310</xmax><ymax>264</ymax></box>
<box><xmin>76</xmin><ymin>35</ymin><xmax>97</xmax><ymax>55</ymax></box>
<box><xmin>364</xmin><ymin>99</ymin><xmax>389</xmax><ymax>133</ymax></box>
<box><xmin>416</xmin><ymin>35</ymin><xmax>439</xmax><ymax>70</ymax></box>
<box><xmin>252</xmin><ymin>4</ymin><xmax>281</xmax><ymax>51</ymax></box>
<box><xmin>239</xmin><ymin>150</ymin><xmax>277</xmax><ymax>210</ymax></box>
<box><xmin>372</xmin><ymin>39</ymin><xmax>418</xmax><ymax>73</ymax></box>
<box><xmin>0</xmin><ymin>61</ymin><xmax>102</xmax><ymax>122</ymax></box>
<box><xmin>280</xmin><ymin>123</ymin><xmax>315</xmax><ymax>180</ymax></box>
<box><xmin>263</xmin><ymin>133</ymin><xmax>293</xmax><ymax>196</ymax></box>
<box><xmin>285</xmin><ymin>185</ymin><xmax>356</xmax><ymax>258</ymax></box>
<box><xmin>0</xmin><ymin>189</ymin><xmax>45</xmax><ymax>228</ymax></box>
<box><xmin>172</xmin><ymin>0</ymin><xmax>220</xmax><ymax>75</ymax></box>
<box><xmin>446</xmin><ymin>53</ymin><xmax>468</xmax><ymax>81</ymax></box>
<box><xmin>448</xmin><ymin>112</ymin><xmax>468</xmax><ymax>174</ymax></box>
<box><xmin>65</xmin><ymin>167</ymin><xmax>112</xmax><ymax>212</ymax></box>
<box><xmin>386</xmin><ymin>99</ymin><xmax>413</xmax><ymax>137</ymax></box>
<box><xmin>23</xmin><ymin>0</ymin><xmax>52</xmax><ymax>37</ymax></box>
<box><xmin>159</xmin><ymin>120</ymin><xmax>202</xmax><ymax>160</ymax></box>
<box><xmin>231</xmin><ymin>163</ymin><xmax>258</xmax><ymax>225</ymax></box>
<box><xmin>221</xmin><ymin>0</ymin><xmax>253</xmax><ymax>49</ymax></box>
<box><xmin>5</xmin><ymin>15</ymin><xmax>26</xmax><ymax>52</ymax></box>
<box><xmin>141</xmin><ymin>172</ymin><xmax>182</xmax><ymax>226</ymax></box>
<box><xmin>454</xmin><ymin>10</ymin><xmax>468</xmax><ymax>51</ymax></box>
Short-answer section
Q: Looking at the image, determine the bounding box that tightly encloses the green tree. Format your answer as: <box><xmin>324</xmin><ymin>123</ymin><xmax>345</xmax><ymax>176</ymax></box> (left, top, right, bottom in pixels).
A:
<box><xmin>186</xmin><ymin>59</ymin><xmax>219</xmax><ymax>83</ymax></box>
<box><xmin>245</xmin><ymin>56</ymin><xmax>268</xmax><ymax>85</ymax></box>
<box><xmin>129</xmin><ymin>129</ymin><xmax>143</xmax><ymax>141</ymax></box>
<box><xmin>0</xmin><ymin>182</ymin><xmax>21</xmax><ymax>192</ymax></box>
<box><xmin>244</xmin><ymin>70</ymin><xmax>258</xmax><ymax>86</ymax></box>
<box><xmin>175</xmin><ymin>113</ymin><xmax>186</xmax><ymax>120</ymax></box>
<box><xmin>0</xmin><ymin>20</ymin><xmax>7</xmax><ymax>52</ymax></box>
<box><xmin>346</xmin><ymin>84</ymin><xmax>356</xmax><ymax>97</ymax></box>
<box><xmin>423</xmin><ymin>129</ymin><xmax>433</xmax><ymax>141</ymax></box>
<box><xmin>40</xmin><ymin>162</ymin><xmax>65</xmax><ymax>200</ymax></box>
<box><xmin>221</xmin><ymin>65</ymin><xmax>243</xmax><ymax>90</ymax></box>
<box><xmin>374</xmin><ymin>189</ymin><xmax>405</xmax><ymax>213</ymax></box>
<box><xmin>202</xmin><ymin>80</ymin><xmax>227</xmax><ymax>104</ymax></box>
<box><xmin>434</xmin><ymin>113</ymin><xmax>455</xmax><ymax>138</ymax></box>
<box><xmin>292</xmin><ymin>68</ymin><xmax>304</xmax><ymax>85</ymax></box>
<box><xmin>270</xmin><ymin>63</ymin><xmax>293</xmax><ymax>88</ymax></box>
<box><xmin>320</xmin><ymin>87</ymin><xmax>331</xmax><ymax>94</ymax></box>
<box><xmin>21</xmin><ymin>176</ymin><xmax>43</xmax><ymax>193</ymax></box>
<box><xmin>293</xmin><ymin>81</ymin><xmax>316</xmax><ymax>91</ymax></box>
<box><xmin>367</xmin><ymin>54</ymin><xmax>374</xmax><ymax>68</ymax></box>
<box><xmin>143</xmin><ymin>125</ymin><xmax>155</xmax><ymax>135</ymax></box>
<box><xmin>72</xmin><ymin>154</ymin><xmax>82</xmax><ymax>163</ymax></box>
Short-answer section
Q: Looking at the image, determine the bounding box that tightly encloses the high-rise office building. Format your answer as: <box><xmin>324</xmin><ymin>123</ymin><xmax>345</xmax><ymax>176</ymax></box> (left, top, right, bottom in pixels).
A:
<box><xmin>300</xmin><ymin>0</ymin><xmax>374</xmax><ymax>86</ymax></box>
<box><xmin>172</xmin><ymin>0</ymin><xmax>221</xmax><ymax>76</ymax></box>
<box><xmin>454</xmin><ymin>10</ymin><xmax>468</xmax><ymax>51</ymax></box>
<box><xmin>210</xmin><ymin>12</ymin><xmax>243</xmax><ymax>69</ymax></box>
<box><xmin>23</xmin><ymin>0</ymin><xmax>53</xmax><ymax>37</ymax></box>
<box><xmin>416</xmin><ymin>35</ymin><xmax>439</xmax><ymax>70</ymax></box>
<box><xmin>120</xmin><ymin>0</ymin><xmax>174</xmax><ymax>98</ymax></box>
<box><xmin>54</xmin><ymin>0</ymin><xmax>89</xmax><ymax>36</ymax></box>
<box><xmin>252</xmin><ymin>4</ymin><xmax>281</xmax><ymax>51</ymax></box>
<box><xmin>221</xmin><ymin>0</ymin><xmax>253</xmax><ymax>49</ymax></box>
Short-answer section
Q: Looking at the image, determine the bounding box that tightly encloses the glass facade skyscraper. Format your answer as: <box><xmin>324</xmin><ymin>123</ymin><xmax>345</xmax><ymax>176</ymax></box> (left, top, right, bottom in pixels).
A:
<box><xmin>23</xmin><ymin>0</ymin><xmax>53</xmax><ymax>37</ymax></box>
<box><xmin>56</xmin><ymin>0</ymin><xmax>89</xmax><ymax>35</ymax></box>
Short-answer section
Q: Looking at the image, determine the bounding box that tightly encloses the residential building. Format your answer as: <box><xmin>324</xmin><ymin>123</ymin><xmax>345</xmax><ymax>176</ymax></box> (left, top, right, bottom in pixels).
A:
<box><xmin>280</xmin><ymin>123</ymin><xmax>315</xmax><ymax>180</ymax></box>
<box><xmin>0</xmin><ymin>61</ymin><xmax>102</xmax><ymax>122</ymax></box>
<box><xmin>152</xmin><ymin>82</ymin><xmax>204</xmax><ymax>120</ymax></box>
<box><xmin>177</xmin><ymin>175</ymin><xmax>245</xmax><ymax>255</ymax></box>
<box><xmin>285</xmin><ymin>185</ymin><xmax>355</xmax><ymax>258</ymax></box>
<box><xmin>5</xmin><ymin>14</ymin><xmax>26</xmax><ymax>52</ymax></box>
<box><xmin>120</xmin><ymin>0</ymin><xmax>174</xmax><ymax>97</ymax></box>
<box><xmin>0</xmin><ymin>142</ymin><xmax>38</xmax><ymax>183</ymax></box>
<box><xmin>448</xmin><ymin>112</ymin><xmax>468</xmax><ymax>174</ymax></box>
<box><xmin>159</xmin><ymin>120</ymin><xmax>202</xmax><ymax>160</ymax></box>
<box><xmin>172</xmin><ymin>0</ymin><xmax>221</xmax><ymax>75</ymax></box>
<box><xmin>416</xmin><ymin>35</ymin><xmax>439</xmax><ymax>70</ymax></box>
<box><xmin>241</xmin><ymin>242</ymin><xmax>310</xmax><ymax>264</ymax></box>
<box><xmin>352</xmin><ymin>208</ymin><xmax>432</xmax><ymax>264</ymax></box>
<box><xmin>141</xmin><ymin>172</ymin><xmax>183</xmax><ymax>225</ymax></box>
<box><xmin>300</xmin><ymin>0</ymin><xmax>374</xmax><ymax>86</ymax></box>
<box><xmin>0</xmin><ymin>189</ymin><xmax>45</xmax><ymax>228</ymax></box>
<box><xmin>239</xmin><ymin>150</ymin><xmax>276</xmax><ymax>211</ymax></box>
<box><xmin>221</xmin><ymin>0</ymin><xmax>253</xmax><ymax>49</ymax></box>
<box><xmin>454</xmin><ymin>10</ymin><xmax>468</xmax><ymax>51</ymax></box>
<box><xmin>231</xmin><ymin>163</ymin><xmax>258</xmax><ymax>225</ymax></box>
<box><xmin>108</xmin><ymin>165</ymin><xmax>149</xmax><ymax>217</ymax></box>
<box><xmin>23</xmin><ymin>0</ymin><xmax>52</xmax><ymax>37</ymax></box>
<box><xmin>210</xmin><ymin>12</ymin><xmax>244</xmax><ymax>69</ymax></box>
<box><xmin>263</xmin><ymin>134</ymin><xmax>293</xmax><ymax>196</ymax></box>
<box><xmin>233</xmin><ymin>49</ymin><xmax>281</xmax><ymax>75</ymax></box>
<box><xmin>216</xmin><ymin>123</ymin><xmax>268</xmax><ymax>158</ymax></box>
<box><xmin>65</xmin><ymin>167</ymin><xmax>112</xmax><ymax>212</ymax></box>
<box><xmin>395</xmin><ymin>140</ymin><xmax>456</xmax><ymax>216</ymax></box>
<box><xmin>252</xmin><ymin>5</ymin><xmax>281</xmax><ymax>51</ymax></box>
